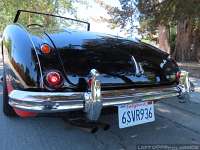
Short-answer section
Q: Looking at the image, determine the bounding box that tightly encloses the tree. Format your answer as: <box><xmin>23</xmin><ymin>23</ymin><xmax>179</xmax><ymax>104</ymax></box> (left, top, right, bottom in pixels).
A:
<box><xmin>158</xmin><ymin>25</ymin><xmax>170</xmax><ymax>53</ymax></box>
<box><xmin>95</xmin><ymin>0</ymin><xmax>139</xmax><ymax>36</ymax></box>
<box><xmin>95</xmin><ymin>0</ymin><xmax>172</xmax><ymax>51</ymax></box>
<box><xmin>139</xmin><ymin>0</ymin><xmax>200</xmax><ymax>62</ymax></box>
<box><xmin>0</xmin><ymin>0</ymin><xmax>76</xmax><ymax>32</ymax></box>
<box><xmin>95</xmin><ymin>0</ymin><xmax>200</xmax><ymax>62</ymax></box>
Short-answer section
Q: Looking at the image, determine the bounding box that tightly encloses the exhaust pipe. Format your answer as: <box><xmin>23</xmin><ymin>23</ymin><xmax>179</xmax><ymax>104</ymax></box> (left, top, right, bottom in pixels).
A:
<box><xmin>62</xmin><ymin>117</ymin><xmax>110</xmax><ymax>133</ymax></box>
<box><xmin>68</xmin><ymin>119</ymin><xmax>99</xmax><ymax>133</ymax></box>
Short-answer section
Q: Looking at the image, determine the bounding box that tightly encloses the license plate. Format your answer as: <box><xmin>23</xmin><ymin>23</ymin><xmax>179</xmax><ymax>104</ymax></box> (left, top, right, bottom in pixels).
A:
<box><xmin>118</xmin><ymin>101</ymin><xmax>155</xmax><ymax>128</ymax></box>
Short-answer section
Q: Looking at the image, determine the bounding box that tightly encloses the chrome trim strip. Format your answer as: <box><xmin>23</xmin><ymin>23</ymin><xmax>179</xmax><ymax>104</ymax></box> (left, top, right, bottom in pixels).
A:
<box><xmin>9</xmin><ymin>85</ymin><xmax>179</xmax><ymax>113</ymax></box>
<box><xmin>131</xmin><ymin>56</ymin><xmax>140</xmax><ymax>76</ymax></box>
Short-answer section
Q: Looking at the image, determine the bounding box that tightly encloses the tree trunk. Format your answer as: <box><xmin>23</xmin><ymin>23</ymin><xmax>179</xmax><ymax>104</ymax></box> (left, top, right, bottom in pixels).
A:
<box><xmin>194</xmin><ymin>28</ymin><xmax>200</xmax><ymax>62</ymax></box>
<box><xmin>158</xmin><ymin>25</ymin><xmax>170</xmax><ymax>54</ymax></box>
<box><xmin>174</xmin><ymin>17</ymin><xmax>194</xmax><ymax>62</ymax></box>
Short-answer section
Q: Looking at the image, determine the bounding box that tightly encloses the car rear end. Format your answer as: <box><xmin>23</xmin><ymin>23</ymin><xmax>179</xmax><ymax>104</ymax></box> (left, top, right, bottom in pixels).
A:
<box><xmin>8</xmin><ymin>28</ymin><xmax>191</xmax><ymax>125</ymax></box>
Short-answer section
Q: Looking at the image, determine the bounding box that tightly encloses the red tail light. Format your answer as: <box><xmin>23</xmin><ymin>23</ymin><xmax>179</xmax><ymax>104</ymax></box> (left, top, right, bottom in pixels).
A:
<box><xmin>41</xmin><ymin>44</ymin><xmax>51</xmax><ymax>54</ymax></box>
<box><xmin>176</xmin><ymin>72</ymin><xmax>181</xmax><ymax>81</ymax></box>
<box><xmin>87</xmin><ymin>79</ymin><xmax>92</xmax><ymax>88</ymax></box>
<box><xmin>46</xmin><ymin>71</ymin><xmax>63</xmax><ymax>88</ymax></box>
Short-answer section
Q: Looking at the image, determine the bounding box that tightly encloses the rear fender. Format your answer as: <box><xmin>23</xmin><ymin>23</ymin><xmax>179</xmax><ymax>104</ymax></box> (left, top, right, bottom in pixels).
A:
<box><xmin>2</xmin><ymin>24</ymin><xmax>42</xmax><ymax>90</ymax></box>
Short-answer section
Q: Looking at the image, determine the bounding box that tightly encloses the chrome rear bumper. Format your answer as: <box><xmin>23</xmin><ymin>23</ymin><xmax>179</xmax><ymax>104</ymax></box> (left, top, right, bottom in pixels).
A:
<box><xmin>8</xmin><ymin>70</ymin><xmax>191</xmax><ymax>121</ymax></box>
<box><xmin>9</xmin><ymin>86</ymin><xmax>179</xmax><ymax>111</ymax></box>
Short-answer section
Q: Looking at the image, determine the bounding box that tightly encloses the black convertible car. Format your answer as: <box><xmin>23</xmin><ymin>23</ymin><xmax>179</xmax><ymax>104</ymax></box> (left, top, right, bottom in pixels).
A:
<box><xmin>1</xmin><ymin>10</ymin><xmax>191</xmax><ymax>128</ymax></box>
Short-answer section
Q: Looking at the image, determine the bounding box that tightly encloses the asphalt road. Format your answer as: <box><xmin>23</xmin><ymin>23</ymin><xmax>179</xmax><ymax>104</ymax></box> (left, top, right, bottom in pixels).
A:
<box><xmin>0</xmin><ymin>59</ymin><xmax>200</xmax><ymax>150</ymax></box>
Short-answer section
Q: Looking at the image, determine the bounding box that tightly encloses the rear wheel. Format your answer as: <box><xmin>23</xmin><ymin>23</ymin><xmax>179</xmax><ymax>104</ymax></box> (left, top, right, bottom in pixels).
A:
<box><xmin>3</xmin><ymin>73</ymin><xmax>16</xmax><ymax>117</ymax></box>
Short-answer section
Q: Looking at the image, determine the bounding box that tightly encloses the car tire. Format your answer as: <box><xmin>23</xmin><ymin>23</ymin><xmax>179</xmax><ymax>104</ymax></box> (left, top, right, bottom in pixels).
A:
<box><xmin>3</xmin><ymin>73</ymin><xmax>16</xmax><ymax>117</ymax></box>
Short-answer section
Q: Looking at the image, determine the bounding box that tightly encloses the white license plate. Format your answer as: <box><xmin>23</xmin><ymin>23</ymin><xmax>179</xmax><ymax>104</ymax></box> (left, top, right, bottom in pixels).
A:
<box><xmin>118</xmin><ymin>101</ymin><xmax>155</xmax><ymax>128</ymax></box>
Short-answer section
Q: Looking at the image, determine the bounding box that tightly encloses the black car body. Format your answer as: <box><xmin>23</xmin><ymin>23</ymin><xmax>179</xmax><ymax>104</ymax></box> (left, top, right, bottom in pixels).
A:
<box><xmin>1</xmin><ymin>10</ymin><xmax>191</xmax><ymax>122</ymax></box>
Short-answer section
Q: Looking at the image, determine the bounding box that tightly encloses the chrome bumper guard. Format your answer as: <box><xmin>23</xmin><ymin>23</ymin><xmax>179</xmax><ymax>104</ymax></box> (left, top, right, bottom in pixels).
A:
<box><xmin>9</xmin><ymin>70</ymin><xmax>191</xmax><ymax>121</ymax></box>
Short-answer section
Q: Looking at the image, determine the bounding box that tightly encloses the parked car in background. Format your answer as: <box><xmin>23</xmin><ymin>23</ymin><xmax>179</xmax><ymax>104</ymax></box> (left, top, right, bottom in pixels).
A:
<box><xmin>1</xmin><ymin>10</ymin><xmax>191</xmax><ymax>128</ymax></box>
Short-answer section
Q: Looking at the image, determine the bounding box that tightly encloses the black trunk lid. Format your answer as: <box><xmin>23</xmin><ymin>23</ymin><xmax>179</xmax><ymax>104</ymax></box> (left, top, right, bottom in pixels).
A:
<box><xmin>43</xmin><ymin>29</ymin><xmax>179</xmax><ymax>90</ymax></box>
